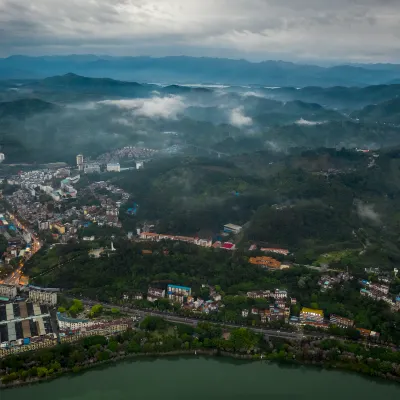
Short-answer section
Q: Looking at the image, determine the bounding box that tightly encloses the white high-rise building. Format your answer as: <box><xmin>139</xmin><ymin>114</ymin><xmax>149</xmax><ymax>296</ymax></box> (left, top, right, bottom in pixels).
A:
<box><xmin>76</xmin><ymin>154</ymin><xmax>84</xmax><ymax>170</ymax></box>
<box><xmin>136</xmin><ymin>161</ymin><xmax>144</xmax><ymax>170</ymax></box>
<box><xmin>0</xmin><ymin>153</ymin><xmax>5</xmax><ymax>163</ymax></box>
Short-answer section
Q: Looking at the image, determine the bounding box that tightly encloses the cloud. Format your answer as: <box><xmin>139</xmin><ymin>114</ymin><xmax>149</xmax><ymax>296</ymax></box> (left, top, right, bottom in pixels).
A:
<box><xmin>98</xmin><ymin>95</ymin><xmax>186</xmax><ymax>119</ymax></box>
<box><xmin>229</xmin><ymin>107</ymin><xmax>252</xmax><ymax>127</ymax></box>
<box><xmin>356</xmin><ymin>201</ymin><xmax>380</xmax><ymax>224</ymax></box>
<box><xmin>295</xmin><ymin>118</ymin><xmax>325</xmax><ymax>126</ymax></box>
<box><xmin>0</xmin><ymin>0</ymin><xmax>400</xmax><ymax>62</ymax></box>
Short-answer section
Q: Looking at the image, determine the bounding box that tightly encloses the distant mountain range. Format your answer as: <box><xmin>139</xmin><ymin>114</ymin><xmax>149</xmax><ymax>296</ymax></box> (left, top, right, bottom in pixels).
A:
<box><xmin>1</xmin><ymin>55</ymin><xmax>400</xmax><ymax>87</ymax></box>
<box><xmin>352</xmin><ymin>98</ymin><xmax>400</xmax><ymax>124</ymax></box>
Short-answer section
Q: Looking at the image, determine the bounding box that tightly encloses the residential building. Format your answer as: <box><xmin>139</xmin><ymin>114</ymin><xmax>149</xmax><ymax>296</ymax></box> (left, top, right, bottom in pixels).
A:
<box><xmin>168</xmin><ymin>284</ymin><xmax>191</xmax><ymax>303</ymax></box>
<box><xmin>147</xmin><ymin>287</ymin><xmax>165</xmax><ymax>302</ymax></box>
<box><xmin>53</xmin><ymin>223</ymin><xmax>65</xmax><ymax>235</ymax></box>
<box><xmin>271</xmin><ymin>289</ymin><xmax>287</xmax><ymax>299</ymax></box>
<box><xmin>221</xmin><ymin>242</ymin><xmax>235</xmax><ymax>250</ymax></box>
<box><xmin>0</xmin><ymin>153</ymin><xmax>5</xmax><ymax>163</ymax></box>
<box><xmin>29</xmin><ymin>289</ymin><xmax>57</xmax><ymax>305</ymax></box>
<box><xmin>0</xmin><ymin>285</ymin><xmax>17</xmax><ymax>299</ymax></box>
<box><xmin>106</xmin><ymin>163</ymin><xmax>121</xmax><ymax>172</ymax></box>
<box><xmin>57</xmin><ymin>313</ymin><xmax>95</xmax><ymax>330</ymax></box>
<box><xmin>136</xmin><ymin>161</ymin><xmax>144</xmax><ymax>170</ymax></box>
<box><xmin>357</xmin><ymin>328</ymin><xmax>372</xmax><ymax>338</ymax></box>
<box><xmin>246</xmin><ymin>290</ymin><xmax>270</xmax><ymax>299</ymax></box>
<box><xmin>329</xmin><ymin>314</ymin><xmax>354</xmax><ymax>328</ymax></box>
<box><xmin>223</xmin><ymin>223</ymin><xmax>242</xmax><ymax>234</ymax></box>
<box><xmin>38</xmin><ymin>221</ymin><xmax>50</xmax><ymax>230</ymax></box>
<box><xmin>300</xmin><ymin>307</ymin><xmax>324</xmax><ymax>324</ymax></box>
<box><xmin>76</xmin><ymin>154</ymin><xmax>84</xmax><ymax>170</ymax></box>
<box><xmin>242</xmin><ymin>309</ymin><xmax>249</xmax><ymax>318</ymax></box>
<box><xmin>139</xmin><ymin>232</ymin><xmax>212</xmax><ymax>247</ymax></box>
<box><xmin>260</xmin><ymin>248</ymin><xmax>289</xmax><ymax>256</ymax></box>
<box><xmin>84</xmin><ymin>163</ymin><xmax>101</xmax><ymax>174</ymax></box>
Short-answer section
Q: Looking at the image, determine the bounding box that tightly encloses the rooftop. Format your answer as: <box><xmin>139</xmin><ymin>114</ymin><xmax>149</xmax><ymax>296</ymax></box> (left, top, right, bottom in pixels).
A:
<box><xmin>301</xmin><ymin>307</ymin><xmax>324</xmax><ymax>316</ymax></box>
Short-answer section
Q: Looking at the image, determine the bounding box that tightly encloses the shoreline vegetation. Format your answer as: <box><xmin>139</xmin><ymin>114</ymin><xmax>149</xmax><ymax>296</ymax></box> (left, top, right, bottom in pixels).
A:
<box><xmin>1</xmin><ymin>317</ymin><xmax>400</xmax><ymax>389</ymax></box>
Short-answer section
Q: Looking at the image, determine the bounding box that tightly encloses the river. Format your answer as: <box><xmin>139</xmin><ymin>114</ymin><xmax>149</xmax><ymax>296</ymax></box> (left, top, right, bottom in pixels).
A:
<box><xmin>2</xmin><ymin>357</ymin><xmax>399</xmax><ymax>399</ymax></box>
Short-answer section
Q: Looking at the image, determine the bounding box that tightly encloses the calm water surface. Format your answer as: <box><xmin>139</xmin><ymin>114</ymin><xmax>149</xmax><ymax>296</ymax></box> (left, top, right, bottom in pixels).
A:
<box><xmin>2</xmin><ymin>357</ymin><xmax>399</xmax><ymax>400</ymax></box>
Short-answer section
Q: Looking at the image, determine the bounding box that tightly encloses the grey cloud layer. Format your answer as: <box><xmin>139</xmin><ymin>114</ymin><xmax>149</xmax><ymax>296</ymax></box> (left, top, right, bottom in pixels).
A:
<box><xmin>1</xmin><ymin>0</ymin><xmax>399</xmax><ymax>61</ymax></box>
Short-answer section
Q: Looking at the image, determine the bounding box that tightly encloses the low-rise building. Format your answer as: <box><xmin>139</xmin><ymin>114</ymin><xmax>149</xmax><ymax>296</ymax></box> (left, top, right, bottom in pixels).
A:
<box><xmin>0</xmin><ymin>285</ymin><xmax>17</xmax><ymax>299</ymax></box>
<box><xmin>168</xmin><ymin>284</ymin><xmax>191</xmax><ymax>303</ymax></box>
<box><xmin>29</xmin><ymin>289</ymin><xmax>57</xmax><ymax>305</ymax></box>
<box><xmin>84</xmin><ymin>163</ymin><xmax>101</xmax><ymax>174</ymax></box>
<box><xmin>260</xmin><ymin>247</ymin><xmax>289</xmax><ymax>256</ymax></box>
<box><xmin>106</xmin><ymin>163</ymin><xmax>121</xmax><ymax>172</ymax></box>
<box><xmin>300</xmin><ymin>307</ymin><xmax>324</xmax><ymax>324</ymax></box>
<box><xmin>329</xmin><ymin>314</ymin><xmax>354</xmax><ymax>328</ymax></box>
<box><xmin>53</xmin><ymin>223</ymin><xmax>65</xmax><ymax>235</ymax></box>
<box><xmin>223</xmin><ymin>223</ymin><xmax>242</xmax><ymax>234</ymax></box>
<box><xmin>147</xmin><ymin>287</ymin><xmax>165</xmax><ymax>302</ymax></box>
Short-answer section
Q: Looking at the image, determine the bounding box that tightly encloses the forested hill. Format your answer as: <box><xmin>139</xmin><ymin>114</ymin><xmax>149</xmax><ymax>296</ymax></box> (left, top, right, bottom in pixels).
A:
<box><xmin>0</xmin><ymin>98</ymin><xmax>57</xmax><ymax>119</ymax></box>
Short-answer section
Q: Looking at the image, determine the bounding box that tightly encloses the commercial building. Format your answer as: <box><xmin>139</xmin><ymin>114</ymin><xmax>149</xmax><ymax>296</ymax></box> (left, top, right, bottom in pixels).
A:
<box><xmin>167</xmin><ymin>284</ymin><xmax>191</xmax><ymax>303</ymax></box>
<box><xmin>76</xmin><ymin>154</ymin><xmax>84</xmax><ymax>171</ymax></box>
<box><xmin>107</xmin><ymin>163</ymin><xmax>121</xmax><ymax>172</ymax></box>
<box><xmin>147</xmin><ymin>287</ymin><xmax>165</xmax><ymax>302</ymax></box>
<box><xmin>223</xmin><ymin>223</ymin><xmax>242</xmax><ymax>234</ymax></box>
<box><xmin>329</xmin><ymin>314</ymin><xmax>354</xmax><ymax>328</ymax></box>
<box><xmin>29</xmin><ymin>289</ymin><xmax>57</xmax><ymax>305</ymax></box>
<box><xmin>300</xmin><ymin>307</ymin><xmax>324</xmax><ymax>324</ymax></box>
<box><xmin>0</xmin><ymin>285</ymin><xmax>17</xmax><ymax>300</ymax></box>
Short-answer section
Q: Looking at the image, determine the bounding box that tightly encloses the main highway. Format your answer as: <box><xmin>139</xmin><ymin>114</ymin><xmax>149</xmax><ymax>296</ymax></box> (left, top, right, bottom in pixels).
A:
<box><xmin>0</xmin><ymin>211</ymin><xmax>42</xmax><ymax>286</ymax></box>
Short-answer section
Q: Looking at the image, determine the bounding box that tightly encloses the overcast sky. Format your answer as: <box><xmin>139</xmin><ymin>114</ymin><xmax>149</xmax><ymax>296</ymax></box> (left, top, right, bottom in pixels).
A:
<box><xmin>1</xmin><ymin>0</ymin><xmax>399</xmax><ymax>63</ymax></box>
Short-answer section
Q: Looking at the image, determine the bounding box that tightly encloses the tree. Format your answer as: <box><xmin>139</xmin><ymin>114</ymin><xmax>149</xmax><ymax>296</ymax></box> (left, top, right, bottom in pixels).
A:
<box><xmin>140</xmin><ymin>316</ymin><xmax>167</xmax><ymax>331</ymax></box>
<box><xmin>90</xmin><ymin>304</ymin><xmax>103</xmax><ymax>318</ymax></box>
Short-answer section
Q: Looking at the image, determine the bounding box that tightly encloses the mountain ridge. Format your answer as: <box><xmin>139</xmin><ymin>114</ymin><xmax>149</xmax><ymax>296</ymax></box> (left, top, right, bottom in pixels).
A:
<box><xmin>1</xmin><ymin>55</ymin><xmax>400</xmax><ymax>86</ymax></box>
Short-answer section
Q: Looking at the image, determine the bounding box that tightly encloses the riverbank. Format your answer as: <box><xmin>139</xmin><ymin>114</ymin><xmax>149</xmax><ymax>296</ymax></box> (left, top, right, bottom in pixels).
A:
<box><xmin>1</xmin><ymin>319</ymin><xmax>400</xmax><ymax>388</ymax></box>
<box><xmin>2</xmin><ymin>357</ymin><xmax>400</xmax><ymax>400</ymax></box>
<box><xmin>2</xmin><ymin>347</ymin><xmax>400</xmax><ymax>390</ymax></box>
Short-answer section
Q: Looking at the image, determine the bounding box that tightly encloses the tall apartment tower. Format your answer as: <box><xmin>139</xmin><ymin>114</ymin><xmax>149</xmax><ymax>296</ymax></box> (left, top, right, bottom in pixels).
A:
<box><xmin>76</xmin><ymin>154</ymin><xmax>84</xmax><ymax>171</ymax></box>
<box><xmin>0</xmin><ymin>153</ymin><xmax>5</xmax><ymax>163</ymax></box>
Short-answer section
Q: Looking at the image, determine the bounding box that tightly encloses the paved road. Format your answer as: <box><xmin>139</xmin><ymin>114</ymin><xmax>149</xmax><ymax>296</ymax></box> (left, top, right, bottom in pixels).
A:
<box><xmin>75</xmin><ymin>298</ymin><xmax>308</xmax><ymax>341</ymax></box>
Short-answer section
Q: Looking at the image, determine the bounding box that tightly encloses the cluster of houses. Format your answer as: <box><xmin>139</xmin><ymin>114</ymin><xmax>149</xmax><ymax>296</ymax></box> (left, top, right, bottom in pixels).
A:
<box><xmin>142</xmin><ymin>284</ymin><xmax>222</xmax><ymax>314</ymax></box>
<box><xmin>318</xmin><ymin>272</ymin><xmax>353</xmax><ymax>292</ymax></box>
<box><xmin>290</xmin><ymin>307</ymin><xmax>381</xmax><ymax>339</ymax></box>
<box><xmin>360</xmin><ymin>280</ymin><xmax>400</xmax><ymax>311</ymax></box>
<box><xmin>245</xmin><ymin>289</ymin><xmax>291</xmax><ymax>323</ymax></box>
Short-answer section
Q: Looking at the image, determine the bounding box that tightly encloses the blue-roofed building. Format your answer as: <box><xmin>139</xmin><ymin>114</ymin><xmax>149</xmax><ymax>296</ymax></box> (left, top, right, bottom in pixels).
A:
<box><xmin>167</xmin><ymin>284</ymin><xmax>191</xmax><ymax>303</ymax></box>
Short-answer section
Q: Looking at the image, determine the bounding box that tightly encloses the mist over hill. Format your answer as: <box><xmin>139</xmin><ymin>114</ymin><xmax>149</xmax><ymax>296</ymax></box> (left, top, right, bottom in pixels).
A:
<box><xmin>1</xmin><ymin>74</ymin><xmax>400</xmax><ymax>164</ymax></box>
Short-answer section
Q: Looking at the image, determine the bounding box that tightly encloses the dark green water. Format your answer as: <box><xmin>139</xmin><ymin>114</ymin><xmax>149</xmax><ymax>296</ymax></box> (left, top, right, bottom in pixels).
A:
<box><xmin>2</xmin><ymin>357</ymin><xmax>399</xmax><ymax>400</ymax></box>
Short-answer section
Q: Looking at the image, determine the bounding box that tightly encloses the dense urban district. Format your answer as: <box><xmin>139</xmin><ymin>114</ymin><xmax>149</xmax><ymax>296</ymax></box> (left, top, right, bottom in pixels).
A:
<box><xmin>0</xmin><ymin>145</ymin><xmax>399</xmax><ymax>386</ymax></box>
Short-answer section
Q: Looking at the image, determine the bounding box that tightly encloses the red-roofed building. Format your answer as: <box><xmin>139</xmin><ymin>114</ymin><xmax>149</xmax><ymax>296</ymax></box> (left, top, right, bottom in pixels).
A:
<box><xmin>221</xmin><ymin>242</ymin><xmax>236</xmax><ymax>250</ymax></box>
